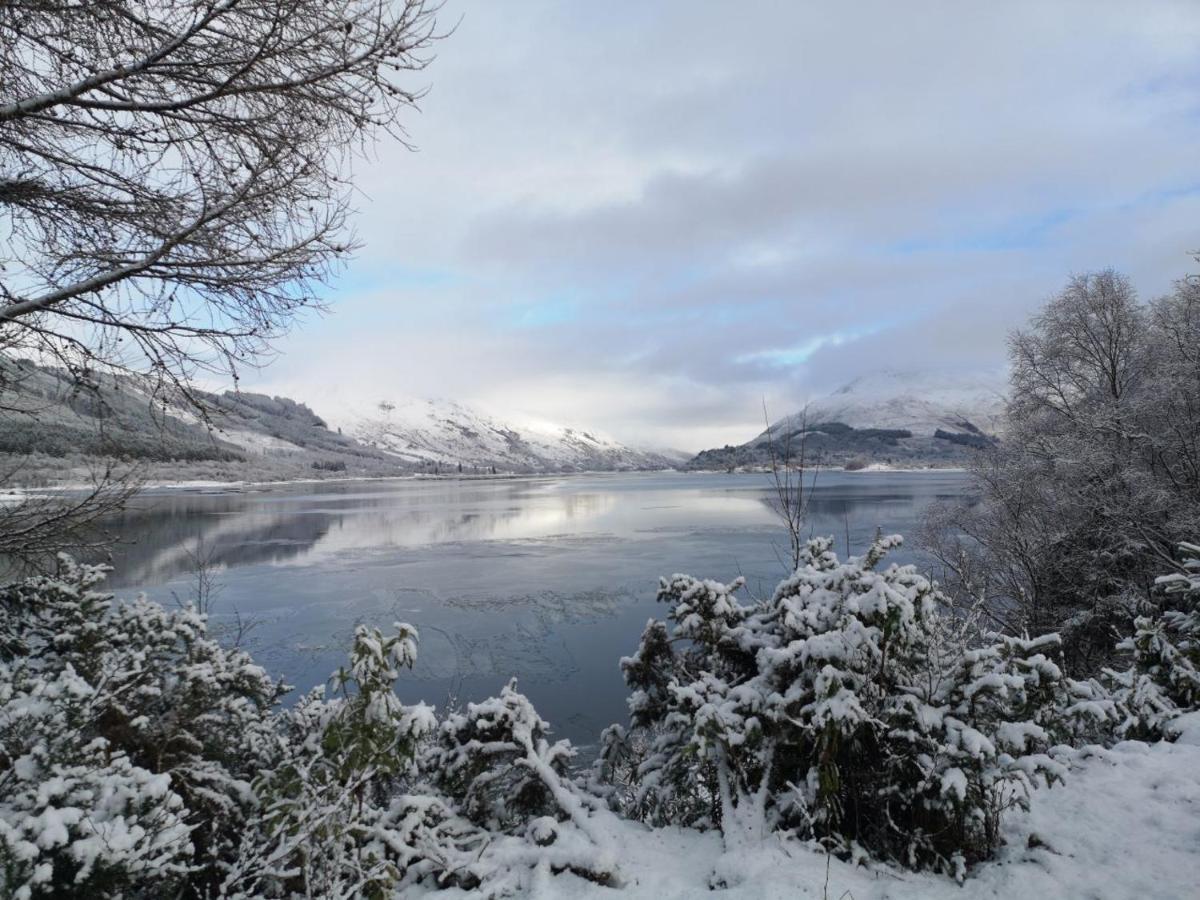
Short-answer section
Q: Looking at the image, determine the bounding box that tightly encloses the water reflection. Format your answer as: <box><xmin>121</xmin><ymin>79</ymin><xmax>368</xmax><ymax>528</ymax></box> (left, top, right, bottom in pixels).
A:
<box><xmin>96</xmin><ymin>471</ymin><xmax>969</xmax><ymax>744</ymax></box>
<box><xmin>103</xmin><ymin>502</ymin><xmax>337</xmax><ymax>586</ymax></box>
<box><xmin>104</xmin><ymin>478</ymin><xmax>626</xmax><ymax>586</ymax></box>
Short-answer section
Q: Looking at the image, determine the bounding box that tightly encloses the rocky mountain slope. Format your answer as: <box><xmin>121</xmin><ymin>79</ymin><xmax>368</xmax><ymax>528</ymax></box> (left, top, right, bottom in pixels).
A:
<box><xmin>689</xmin><ymin>369</ymin><xmax>1007</xmax><ymax>470</ymax></box>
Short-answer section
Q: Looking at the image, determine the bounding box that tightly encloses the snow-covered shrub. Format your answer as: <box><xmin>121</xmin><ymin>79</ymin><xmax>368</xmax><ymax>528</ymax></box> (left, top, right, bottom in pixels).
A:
<box><xmin>0</xmin><ymin>667</ymin><xmax>193</xmax><ymax>899</ymax></box>
<box><xmin>888</xmin><ymin>632</ymin><xmax>1069</xmax><ymax>870</ymax></box>
<box><xmin>428</xmin><ymin>680</ymin><xmax>619</xmax><ymax>886</ymax></box>
<box><xmin>223</xmin><ymin>624</ymin><xmax>439</xmax><ymax>898</ymax></box>
<box><xmin>0</xmin><ymin>558</ymin><xmax>618</xmax><ymax>898</ymax></box>
<box><xmin>432</xmin><ymin>680</ymin><xmax>575</xmax><ymax>830</ymax></box>
<box><xmin>223</xmin><ymin>640</ymin><xmax>613</xmax><ymax>898</ymax></box>
<box><xmin>1107</xmin><ymin>543</ymin><xmax>1200</xmax><ymax>741</ymax></box>
<box><xmin>607</xmin><ymin>534</ymin><xmax>1069</xmax><ymax>875</ymax></box>
<box><xmin>0</xmin><ymin>555</ymin><xmax>282</xmax><ymax>897</ymax></box>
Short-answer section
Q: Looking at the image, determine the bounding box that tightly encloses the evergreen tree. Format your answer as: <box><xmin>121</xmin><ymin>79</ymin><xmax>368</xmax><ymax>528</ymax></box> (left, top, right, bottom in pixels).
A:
<box><xmin>0</xmin><ymin>556</ymin><xmax>283</xmax><ymax>897</ymax></box>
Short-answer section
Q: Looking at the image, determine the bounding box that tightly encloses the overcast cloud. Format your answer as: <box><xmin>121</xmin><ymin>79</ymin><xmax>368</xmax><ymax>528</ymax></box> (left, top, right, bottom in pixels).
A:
<box><xmin>249</xmin><ymin>0</ymin><xmax>1200</xmax><ymax>451</ymax></box>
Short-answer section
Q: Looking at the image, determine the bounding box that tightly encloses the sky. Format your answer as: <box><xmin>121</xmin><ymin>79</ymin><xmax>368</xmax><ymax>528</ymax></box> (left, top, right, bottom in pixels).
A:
<box><xmin>250</xmin><ymin>0</ymin><xmax>1200</xmax><ymax>452</ymax></box>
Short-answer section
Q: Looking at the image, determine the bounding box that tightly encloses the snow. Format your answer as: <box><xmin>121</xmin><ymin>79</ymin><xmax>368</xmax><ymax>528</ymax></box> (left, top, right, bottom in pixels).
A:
<box><xmin>1169</xmin><ymin>711</ymin><xmax>1200</xmax><ymax>745</ymax></box>
<box><xmin>208</xmin><ymin>426</ymin><xmax>302</xmax><ymax>455</ymax></box>
<box><xmin>6</xmin><ymin>544</ymin><xmax>1197</xmax><ymax>899</ymax></box>
<box><xmin>308</xmin><ymin>395</ymin><xmax>675</xmax><ymax>472</ymax></box>
<box><xmin>406</xmin><ymin>738</ymin><xmax>1200</xmax><ymax>899</ymax></box>
<box><xmin>940</xmin><ymin>766</ymin><xmax>969</xmax><ymax>801</ymax></box>
<box><xmin>770</xmin><ymin>368</ymin><xmax>1008</xmax><ymax>439</ymax></box>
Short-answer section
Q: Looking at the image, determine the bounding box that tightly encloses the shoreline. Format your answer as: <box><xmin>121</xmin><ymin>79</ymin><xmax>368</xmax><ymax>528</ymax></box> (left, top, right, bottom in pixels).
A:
<box><xmin>4</xmin><ymin>468</ymin><xmax>671</xmax><ymax>498</ymax></box>
<box><xmin>4</xmin><ymin>464</ymin><xmax>970</xmax><ymax>500</ymax></box>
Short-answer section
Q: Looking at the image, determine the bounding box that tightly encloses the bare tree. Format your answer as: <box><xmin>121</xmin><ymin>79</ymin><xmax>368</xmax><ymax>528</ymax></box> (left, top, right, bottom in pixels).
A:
<box><xmin>1008</xmin><ymin>269</ymin><xmax>1145</xmax><ymax>425</ymax></box>
<box><xmin>0</xmin><ymin>1</ymin><xmax>439</xmax><ymax>566</ymax></box>
<box><xmin>171</xmin><ymin>535</ymin><xmax>262</xmax><ymax>648</ymax></box>
<box><xmin>924</xmin><ymin>268</ymin><xmax>1200</xmax><ymax>673</ymax></box>
<box><xmin>762</xmin><ymin>401</ymin><xmax>819</xmax><ymax>571</ymax></box>
<box><xmin>172</xmin><ymin>535</ymin><xmax>225</xmax><ymax>616</ymax></box>
<box><xmin>0</xmin><ymin>0</ymin><xmax>439</xmax><ymax>397</ymax></box>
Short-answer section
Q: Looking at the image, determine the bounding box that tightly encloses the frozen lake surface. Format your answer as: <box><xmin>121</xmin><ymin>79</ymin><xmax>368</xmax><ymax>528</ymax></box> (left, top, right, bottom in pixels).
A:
<box><xmin>101</xmin><ymin>470</ymin><xmax>970</xmax><ymax>746</ymax></box>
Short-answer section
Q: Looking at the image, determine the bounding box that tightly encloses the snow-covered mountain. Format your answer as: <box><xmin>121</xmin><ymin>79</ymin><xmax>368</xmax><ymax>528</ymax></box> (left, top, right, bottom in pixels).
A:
<box><xmin>0</xmin><ymin>359</ymin><xmax>420</xmax><ymax>486</ymax></box>
<box><xmin>771</xmin><ymin>369</ymin><xmax>1007</xmax><ymax>438</ymax></box>
<box><xmin>327</xmin><ymin>397</ymin><xmax>681</xmax><ymax>473</ymax></box>
<box><xmin>0</xmin><ymin>361</ymin><xmax>683</xmax><ymax>481</ymax></box>
<box><xmin>688</xmin><ymin>369</ymin><xmax>1008</xmax><ymax>470</ymax></box>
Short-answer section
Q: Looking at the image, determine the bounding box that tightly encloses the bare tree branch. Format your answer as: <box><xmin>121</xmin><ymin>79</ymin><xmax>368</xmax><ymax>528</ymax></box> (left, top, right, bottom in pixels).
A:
<box><xmin>762</xmin><ymin>400</ymin><xmax>819</xmax><ymax>571</ymax></box>
<box><xmin>0</xmin><ymin>0</ymin><xmax>442</xmax><ymax>398</ymax></box>
<box><xmin>0</xmin><ymin>461</ymin><xmax>140</xmax><ymax>576</ymax></box>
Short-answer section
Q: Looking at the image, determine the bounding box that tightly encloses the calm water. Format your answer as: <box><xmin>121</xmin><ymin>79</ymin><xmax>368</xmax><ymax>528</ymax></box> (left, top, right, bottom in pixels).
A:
<box><xmin>99</xmin><ymin>470</ymin><xmax>969</xmax><ymax>745</ymax></box>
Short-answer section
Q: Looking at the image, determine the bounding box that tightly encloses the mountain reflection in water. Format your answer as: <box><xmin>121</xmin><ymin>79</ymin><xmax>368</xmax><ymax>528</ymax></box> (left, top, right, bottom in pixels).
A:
<box><xmin>96</xmin><ymin>470</ymin><xmax>969</xmax><ymax>745</ymax></box>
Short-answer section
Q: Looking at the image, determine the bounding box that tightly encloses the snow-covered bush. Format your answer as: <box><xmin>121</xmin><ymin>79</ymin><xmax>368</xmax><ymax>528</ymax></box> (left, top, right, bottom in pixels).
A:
<box><xmin>432</xmin><ymin>680</ymin><xmax>575</xmax><ymax>830</ymax></box>
<box><xmin>428</xmin><ymin>681</ymin><xmax>619</xmax><ymax>886</ymax></box>
<box><xmin>223</xmin><ymin>624</ymin><xmax>439</xmax><ymax>898</ymax></box>
<box><xmin>0</xmin><ymin>668</ymin><xmax>193</xmax><ymax>899</ymax></box>
<box><xmin>1106</xmin><ymin>543</ymin><xmax>1200</xmax><ymax>741</ymax></box>
<box><xmin>224</xmin><ymin>660</ymin><xmax>613</xmax><ymax>898</ymax></box>
<box><xmin>604</xmin><ymin>535</ymin><xmax>1070</xmax><ymax>876</ymax></box>
<box><xmin>0</xmin><ymin>557</ymin><xmax>616</xmax><ymax>898</ymax></box>
<box><xmin>0</xmin><ymin>555</ymin><xmax>282</xmax><ymax>898</ymax></box>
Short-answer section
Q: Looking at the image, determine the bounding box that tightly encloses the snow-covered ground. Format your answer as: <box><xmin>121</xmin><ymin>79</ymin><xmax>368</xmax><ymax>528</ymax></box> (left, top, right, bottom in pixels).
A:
<box><xmin>412</xmin><ymin>737</ymin><xmax>1200</xmax><ymax>900</ymax></box>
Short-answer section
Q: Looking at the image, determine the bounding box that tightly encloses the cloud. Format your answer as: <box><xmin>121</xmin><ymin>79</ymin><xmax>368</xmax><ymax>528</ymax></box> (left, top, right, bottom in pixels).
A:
<box><xmin>249</xmin><ymin>0</ymin><xmax>1200</xmax><ymax>452</ymax></box>
<box><xmin>735</xmin><ymin>327</ymin><xmax>883</xmax><ymax>368</ymax></box>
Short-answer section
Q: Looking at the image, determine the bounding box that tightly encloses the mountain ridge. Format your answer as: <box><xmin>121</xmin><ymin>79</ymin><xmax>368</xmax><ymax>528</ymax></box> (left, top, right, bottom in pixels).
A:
<box><xmin>687</xmin><ymin>369</ymin><xmax>1007</xmax><ymax>470</ymax></box>
<box><xmin>326</xmin><ymin>396</ymin><xmax>682</xmax><ymax>473</ymax></box>
<box><xmin>0</xmin><ymin>361</ymin><xmax>680</xmax><ymax>484</ymax></box>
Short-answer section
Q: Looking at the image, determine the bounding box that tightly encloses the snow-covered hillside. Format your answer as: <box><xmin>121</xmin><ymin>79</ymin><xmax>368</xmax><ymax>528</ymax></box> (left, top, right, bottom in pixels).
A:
<box><xmin>0</xmin><ymin>361</ymin><xmax>682</xmax><ymax>481</ymax></box>
<box><xmin>327</xmin><ymin>397</ymin><xmax>681</xmax><ymax>472</ymax></box>
<box><xmin>689</xmin><ymin>369</ymin><xmax>1008</xmax><ymax>470</ymax></box>
<box><xmin>0</xmin><ymin>361</ymin><xmax>418</xmax><ymax>485</ymax></box>
<box><xmin>773</xmin><ymin>368</ymin><xmax>1007</xmax><ymax>438</ymax></box>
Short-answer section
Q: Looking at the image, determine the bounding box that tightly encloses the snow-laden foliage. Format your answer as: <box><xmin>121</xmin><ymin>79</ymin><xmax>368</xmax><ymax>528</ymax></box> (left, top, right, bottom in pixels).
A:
<box><xmin>10</xmin><ymin>537</ymin><xmax>1193</xmax><ymax>897</ymax></box>
<box><xmin>1106</xmin><ymin>543</ymin><xmax>1200</xmax><ymax>741</ymax></box>
<box><xmin>0</xmin><ymin>669</ymin><xmax>193</xmax><ymax>899</ymax></box>
<box><xmin>221</xmin><ymin>624</ymin><xmax>440</xmax><ymax>898</ymax></box>
<box><xmin>428</xmin><ymin>682</ymin><xmax>619</xmax><ymax>886</ymax></box>
<box><xmin>601</xmin><ymin>535</ymin><xmax>1072</xmax><ymax>876</ymax></box>
<box><xmin>0</xmin><ymin>555</ymin><xmax>282</xmax><ymax>898</ymax></box>
<box><xmin>432</xmin><ymin>681</ymin><xmax>575</xmax><ymax>830</ymax></box>
<box><xmin>0</xmin><ymin>559</ymin><xmax>615</xmax><ymax>898</ymax></box>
